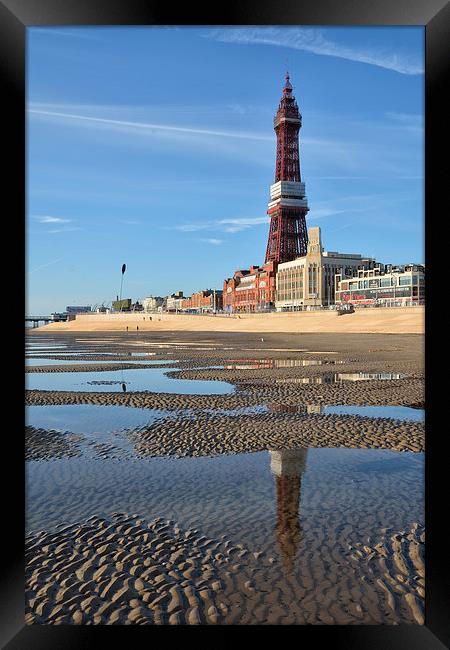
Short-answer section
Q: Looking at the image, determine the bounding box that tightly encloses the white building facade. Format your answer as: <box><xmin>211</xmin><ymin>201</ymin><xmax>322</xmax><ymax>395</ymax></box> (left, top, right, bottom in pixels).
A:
<box><xmin>335</xmin><ymin>264</ymin><xmax>425</xmax><ymax>307</ymax></box>
<box><xmin>142</xmin><ymin>296</ymin><xmax>163</xmax><ymax>312</ymax></box>
<box><xmin>275</xmin><ymin>227</ymin><xmax>374</xmax><ymax>310</ymax></box>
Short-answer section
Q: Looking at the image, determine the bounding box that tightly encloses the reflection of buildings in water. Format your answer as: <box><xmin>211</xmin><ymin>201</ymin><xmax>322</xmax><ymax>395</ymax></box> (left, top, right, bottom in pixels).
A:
<box><xmin>223</xmin><ymin>359</ymin><xmax>334</xmax><ymax>370</ymax></box>
<box><xmin>267</xmin><ymin>403</ymin><xmax>323</xmax><ymax>414</ymax></box>
<box><xmin>306</xmin><ymin>404</ymin><xmax>323</xmax><ymax>414</ymax></box>
<box><xmin>269</xmin><ymin>448</ymin><xmax>308</xmax><ymax>574</ymax></box>
<box><xmin>276</xmin><ymin>374</ymin><xmax>335</xmax><ymax>385</ymax></box>
<box><xmin>337</xmin><ymin>372</ymin><xmax>404</xmax><ymax>382</ymax></box>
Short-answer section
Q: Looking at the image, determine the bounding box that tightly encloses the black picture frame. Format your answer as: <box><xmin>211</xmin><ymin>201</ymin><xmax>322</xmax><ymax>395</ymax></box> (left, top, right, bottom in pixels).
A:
<box><xmin>3</xmin><ymin>0</ymin><xmax>448</xmax><ymax>646</ymax></box>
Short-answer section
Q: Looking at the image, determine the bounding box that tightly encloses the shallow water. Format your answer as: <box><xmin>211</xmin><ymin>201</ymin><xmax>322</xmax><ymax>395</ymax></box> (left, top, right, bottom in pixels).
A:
<box><xmin>24</xmin><ymin>337</ymin><xmax>424</xmax><ymax>624</ymax></box>
<box><xmin>26</xmin><ymin>403</ymin><xmax>424</xmax><ymax>443</ymax></box>
<box><xmin>322</xmin><ymin>405</ymin><xmax>424</xmax><ymax>422</ymax></box>
<box><xmin>26</xmin><ymin>344</ymin><xmax>68</xmax><ymax>351</ymax></box>
<box><xmin>26</xmin><ymin>404</ymin><xmax>171</xmax><ymax>434</ymax></box>
<box><xmin>27</xmin><ymin>446</ymin><xmax>424</xmax><ymax>527</ymax></box>
<box><xmin>267</xmin><ymin>404</ymin><xmax>424</xmax><ymax>421</ymax></box>
<box><xmin>27</xmin><ymin>351</ymin><xmax>137</xmax><ymax>356</ymax></box>
<box><xmin>26</xmin><ymin>445</ymin><xmax>424</xmax><ymax>543</ymax></box>
<box><xmin>26</xmin><ymin>445</ymin><xmax>424</xmax><ymax>623</ymax></box>
<box><xmin>26</xmin><ymin>366</ymin><xmax>234</xmax><ymax>395</ymax></box>
<box><xmin>25</xmin><ymin>358</ymin><xmax>177</xmax><ymax>367</ymax></box>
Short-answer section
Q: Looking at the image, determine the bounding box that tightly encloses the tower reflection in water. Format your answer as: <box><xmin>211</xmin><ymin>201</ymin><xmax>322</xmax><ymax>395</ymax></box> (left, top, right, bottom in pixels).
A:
<box><xmin>269</xmin><ymin>448</ymin><xmax>308</xmax><ymax>574</ymax></box>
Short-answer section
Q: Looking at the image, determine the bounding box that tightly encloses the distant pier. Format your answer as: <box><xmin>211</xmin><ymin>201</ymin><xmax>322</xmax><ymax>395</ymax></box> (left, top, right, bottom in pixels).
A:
<box><xmin>25</xmin><ymin>313</ymin><xmax>68</xmax><ymax>327</ymax></box>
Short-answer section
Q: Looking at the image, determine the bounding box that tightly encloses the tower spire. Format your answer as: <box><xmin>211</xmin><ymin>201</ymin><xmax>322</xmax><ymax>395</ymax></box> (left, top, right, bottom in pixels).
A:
<box><xmin>284</xmin><ymin>70</ymin><xmax>292</xmax><ymax>93</ymax></box>
<box><xmin>264</xmin><ymin>73</ymin><xmax>309</xmax><ymax>264</ymax></box>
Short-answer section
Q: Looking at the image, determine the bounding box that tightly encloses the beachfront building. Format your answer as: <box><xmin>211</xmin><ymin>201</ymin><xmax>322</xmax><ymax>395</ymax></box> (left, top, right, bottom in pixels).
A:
<box><xmin>165</xmin><ymin>291</ymin><xmax>184</xmax><ymax>312</ymax></box>
<box><xmin>66</xmin><ymin>305</ymin><xmax>91</xmax><ymax>314</ymax></box>
<box><xmin>181</xmin><ymin>289</ymin><xmax>223</xmax><ymax>313</ymax></box>
<box><xmin>335</xmin><ymin>263</ymin><xmax>425</xmax><ymax>307</ymax></box>
<box><xmin>142</xmin><ymin>296</ymin><xmax>164</xmax><ymax>312</ymax></box>
<box><xmin>112</xmin><ymin>298</ymin><xmax>132</xmax><ymax>312</ymax></box>
<box><xmin>223</xmin><ymin>262</ymin><xmax>277</xmax><ymax>313</ymax></box>
<box><xmin>275</xmin><ymin>227</ymin><xmax>374</xmax><ymax>310</ymax></box>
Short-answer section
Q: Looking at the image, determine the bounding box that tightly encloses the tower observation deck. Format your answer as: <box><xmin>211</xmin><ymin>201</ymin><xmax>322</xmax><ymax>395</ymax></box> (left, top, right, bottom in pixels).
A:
<box><xmin>265</xmin><ymin>73</ymin><xmax>309</xmax><ymax>264</ymax></box>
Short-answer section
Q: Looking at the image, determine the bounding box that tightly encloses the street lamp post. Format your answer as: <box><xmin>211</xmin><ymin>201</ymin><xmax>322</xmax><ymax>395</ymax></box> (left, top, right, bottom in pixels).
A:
<box><xmin>119</xmin><ymin>263</ymin><xmax>126</xmax><ymax>312</ymax></box>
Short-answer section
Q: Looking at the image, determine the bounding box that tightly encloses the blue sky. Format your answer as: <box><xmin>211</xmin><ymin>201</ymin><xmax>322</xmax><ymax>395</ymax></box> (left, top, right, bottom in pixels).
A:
<box><xmin>27</xmin><ymin>26</ymin><xmax>424</xmax><ymax>314</ymax></box>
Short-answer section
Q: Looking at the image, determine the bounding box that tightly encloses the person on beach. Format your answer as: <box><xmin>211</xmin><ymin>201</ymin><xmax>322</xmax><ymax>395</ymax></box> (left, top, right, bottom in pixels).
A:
<box><xmin>126</xmin><ymin>326</ymin><xmax>128</xmax><ymax>332</ymax></box>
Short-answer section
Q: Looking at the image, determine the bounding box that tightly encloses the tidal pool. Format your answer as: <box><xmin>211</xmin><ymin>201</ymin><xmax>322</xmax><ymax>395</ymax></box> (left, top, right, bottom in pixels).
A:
<box><xmin>25</xmin><ymin>358</ymin><xmax>177</xmax><ymax>367</ymax></box>
<box><xmin>26</xmin><ymin>404</ymin><xmax>171</xmax><ymax>434</ymax></box>
<box><xmin>26</xmin><ymin>446</ymin><xmax>424</xmax><ymax>543</ymax></box>
<box><xmin>26</xmin><ymin>366</ymin><xmax>234</xmax><ymax>394</ymax></box>
<box><xmin>25</xmin><ymin>446</ymin><xmax>424</xmax><ymax>624</ymax></box>
<box><xmin>322</xmin><ymin>405</ymin><xmax>424</xmax><ymax>421</ymax></box>
<box><xmin>266</xmin><ymin>404</ymin><xmax>424</xmax><ymax>421</ymax></box>
<box><xmin>26</xmin><ymin>345</ymin><xmax>68</xmax><ymax>351</ymax></box>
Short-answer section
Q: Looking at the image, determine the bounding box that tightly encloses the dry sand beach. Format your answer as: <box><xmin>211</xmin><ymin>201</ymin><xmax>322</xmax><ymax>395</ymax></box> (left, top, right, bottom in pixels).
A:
<box><xmin>40</xmin><ymin>306</ymin><xmax>424</xmax><ymax>335</ymax></box>
<box><xmin>25</xmin><ymin>325</ymin><xmax>425</xmax><ymax>625</ymax></box>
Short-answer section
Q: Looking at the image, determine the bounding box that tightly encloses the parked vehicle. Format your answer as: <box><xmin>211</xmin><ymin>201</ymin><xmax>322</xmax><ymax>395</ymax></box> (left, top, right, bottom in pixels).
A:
<box><xmin>337</xmin><ymin>303</ymin><xmax>355</xmax><ymax>316</ymax></box>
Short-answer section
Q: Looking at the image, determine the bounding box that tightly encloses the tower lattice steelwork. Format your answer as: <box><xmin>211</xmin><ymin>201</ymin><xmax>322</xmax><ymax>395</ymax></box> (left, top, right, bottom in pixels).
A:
<box><xmin>265</xmin><ymin>73</ymin><xmax>309</xmax><ymax>264</ymax></box>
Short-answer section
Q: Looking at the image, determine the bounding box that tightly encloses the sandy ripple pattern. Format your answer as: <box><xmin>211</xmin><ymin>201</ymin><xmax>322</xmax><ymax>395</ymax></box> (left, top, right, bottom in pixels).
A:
<box><xmin>25</xmin><ymin>512</ymin><xmax>425</xmax><ymax>626</ymax></box>
<box><xmin>348</xmin><ymin>524</ymin><xmax>425</xmax><ymax>624</ymax></box>
<box><xmin>25</xmin><ymin>380</ymin><xmax>424</xmax><ymax>411</ymax></box>
<box><xmin>26</xmin><ymin>426</ymin><xmax>134</xmax><ymax>462</ymax></box>
<box><xmin>25</xmin><ymin>513</ymin><xmax>261</xmax><ymax>626</ymax></box>
<box><xmin>126</xmin><ymin>412</ymin><xmax>424</xmax><ymax>458</ymax></box>
<box><xmin>26</xmin><ymin>427</ymin><xmax>84</xmax><ymax>461</ymax></box>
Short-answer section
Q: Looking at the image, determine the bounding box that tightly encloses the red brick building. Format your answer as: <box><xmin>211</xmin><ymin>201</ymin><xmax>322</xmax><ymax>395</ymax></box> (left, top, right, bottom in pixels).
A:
<box><xmin>181</xmin><ymin>289</ymin><xmax>223</xmax><ymax>312</ymax></box>
<box><xmin>223</xmin><ymin>262</ymin><xmax>277</xmax><ymax>313</ymax></box>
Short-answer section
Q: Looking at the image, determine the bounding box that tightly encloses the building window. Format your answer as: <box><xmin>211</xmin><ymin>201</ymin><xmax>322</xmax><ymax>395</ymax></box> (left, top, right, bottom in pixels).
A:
<box><xmin>399</xmin><ymin>276</ymin><xmax>411</xmax><ymax>286</ymax></box>
<box><xmin>380</xmin><ymin>277</ymin><xmax>391</xmax><ymax>287</ymax></box>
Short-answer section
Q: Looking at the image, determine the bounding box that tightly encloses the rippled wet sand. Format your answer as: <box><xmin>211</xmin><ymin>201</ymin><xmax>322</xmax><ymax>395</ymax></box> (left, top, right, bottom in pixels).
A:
<box><xmin>25</xmin><ymin>331</ymin><xmax>425</xmax><ymax>625</ymax></box>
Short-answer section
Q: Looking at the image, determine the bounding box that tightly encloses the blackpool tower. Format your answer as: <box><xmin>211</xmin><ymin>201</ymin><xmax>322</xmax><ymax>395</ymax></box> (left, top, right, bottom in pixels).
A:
<box><xmin>265</xmin><ymin>73</ymin><xmax>309</xmax><ymax>264</ymax></box>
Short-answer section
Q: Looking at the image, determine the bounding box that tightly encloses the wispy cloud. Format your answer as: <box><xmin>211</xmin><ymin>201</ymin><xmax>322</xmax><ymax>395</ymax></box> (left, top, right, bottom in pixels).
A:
<box><xmin>385</xmin><ymin>112</ymin><xmax>423</xmax><ymax>133</ymax></box>
<box><xmin>310</xmin><ymin>208</ymin><xmax>348</xmax><ymax>220</ymax></box>
<box><xmin>219</xmin><ymin>217</ymin><xmax>270</xmax><ymax>233</ymax></box>
<box><xmin>27</xmin><ymin>258</ymin><xmax>63</xmax><ymax>274</ymax></box>
<box><xmin>46</xmin><ymin>227</ymin><xmax>83</xmax><ymax>234</ymax></box>
<box><xmin>174</xmin><ymin>223</ymin><xmax>211</xmax><ymax>233</ymax></box>
<box><xmin>205</xmin><ymin>28</ymin><xmax>423</xmax><ymax>76</ymax></box>
<box><xmin>175</xmin><ymin>216</ymin><xmax>270</xmax><ymax>234</ymax></box>
<box><xmin>327</xmin><ymin>222</ymin><xmax>354</xmax><ymax>234</ymax></box>
<box><xmin>198</xmin><ymin>238</ymin><xmax>224</xmax><ymax>245</ymax></box>
<box><xmin>31</xmin><ymin>214</ymin><xmax>81</xmax><ymax>233</ymax></box>
<box><xmin>30</xmin><ymin>27</ymin><xmax>104</xmax><ymax>42</ymax></box>
<box><xmin>27</xmin><ymin>107</ymin><xmax>272</xmax><ymax>142</ymax></box>
<box><xmin>28</xmin><ymin>103</ymin><xmax>371</xmax><ymax>174</ymax></box>
<box><xmin>33</xmin><ymin>215</ymin><xmax>72</xmax><ymax>224</ymax></box>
